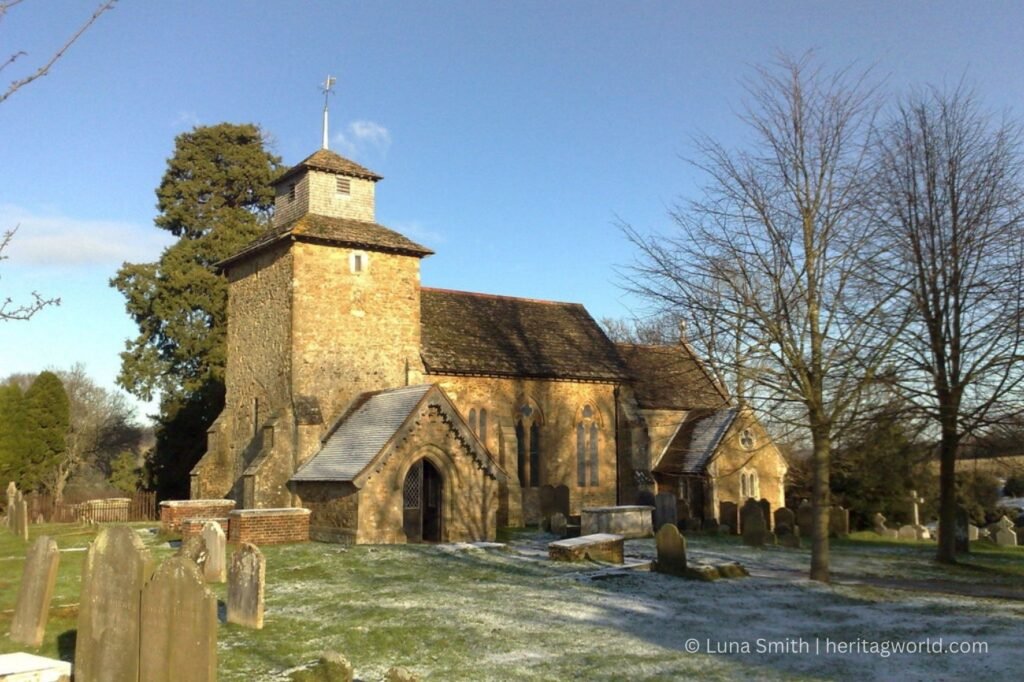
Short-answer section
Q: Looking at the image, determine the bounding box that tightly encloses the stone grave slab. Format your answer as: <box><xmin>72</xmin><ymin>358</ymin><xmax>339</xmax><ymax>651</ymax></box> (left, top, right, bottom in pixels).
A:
<box><xmin>0</xmin><ymin>652</ymin><xmax>71</xmax><ymax>681</ymax></box>
<box><xmin>548</xmin><ymin>533</ymin><xmax>624</xmax><ymax>564</ymax></box>
<box><xmin>581</xmin><ymin>506</ymin><xmax>653</xmax><ymax>538</ymax></box>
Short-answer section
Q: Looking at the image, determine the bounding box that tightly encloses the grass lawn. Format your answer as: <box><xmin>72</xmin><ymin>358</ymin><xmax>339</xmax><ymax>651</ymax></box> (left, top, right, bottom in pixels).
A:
<box><xmin>1</xmin><ymin>523</ymin><xmax>1022</xmax><ymax>680</ymax></box>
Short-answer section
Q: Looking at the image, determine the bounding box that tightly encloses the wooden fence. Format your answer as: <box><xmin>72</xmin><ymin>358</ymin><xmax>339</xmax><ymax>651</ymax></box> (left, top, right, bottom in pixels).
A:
<box><xmin>23</xmin><ymin>491</ymin><xmax>158</xmax><ymax>523</ymax></box>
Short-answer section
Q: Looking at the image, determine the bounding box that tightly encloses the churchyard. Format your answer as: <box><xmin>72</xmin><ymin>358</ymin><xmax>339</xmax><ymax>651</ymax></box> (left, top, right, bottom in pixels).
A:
<box><xmin>0</xmin><ymin>519</ymin><xmax>1022</xmax><ymax>681</ymax></box>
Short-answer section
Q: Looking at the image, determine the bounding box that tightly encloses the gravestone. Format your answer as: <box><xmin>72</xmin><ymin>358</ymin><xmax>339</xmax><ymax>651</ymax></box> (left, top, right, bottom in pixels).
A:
<box><xmin>954</xmin><ymin>506</ymin><xmax>970</xmax><ymax>554</ymax></box>
<box><xmin>654</xmin><ymin>523</ymin><xmax>687</xmax><ymax>577</ymax></box>
<box><xmin>653</xmin><ymin>492</ymin><xmax>677</xmax><ymax>531</ymax></box>
<box><xmin>140</xmin><ymin>556</ymin><xmax>217</xmax><ymax>682</ymax></box>
<box><xmin>550</xmin><ymin>512</ymin><xmax>567</xmax><ymax>538</ymax></box>
<box><xmin>9</xmin><ymin>536</ymin><xmax>60</xmax><ymax>647</ymax></box>
<box><xmin>777</xmin><ymin>527</ymin><xmax>801</xmax><ymax>548</ymax></box>
<box><xmin>796</xmin><ymin>499</ymin><xmax>812</xmax><ymax>538</ymax></box>
<box><xmin>741</xmin><ymin>499</ymin><xmax>769</xmax><ymax>547</ymax></box>
<box><xmin>872</xmin><ymin>512</ymin><xmax>888</xmax><ymax>535</ymax></box>
<box><xmin>829</xmin><ymin>505</ymin><xmax>849</xmax><ymax>538</ymax></box>
<box><xmin>539</xmin><ymin>485</ymin><xmax>555</xmax><ymax>523</ymax></box>
<box><xmin>227</xmin><ymin>543</ymin><xmax>265</xmax><ymax>629</ymax></box>
<box><xmin>898</xmin><ymin>524</ymin><xmax>918</xmax><ymax>541</ymax></box>
<box><xmin>967</xmin><ymin>523</ymin><xmax>979</xmax><ymax>541</ymax></box>
<box><xmin>201</xmin><ymin>521</ymin><xmax>226</xmax><ymax>583</ymax></box>
<box><xmin>5</xmin><ymin>481</ymin><xmax>15</xmax><ymax>529</ymax></box>
<box><xmin>994</xmin><ymin>516</ymin><xmax>1018</xmax><ymax>547</ymax></box>
<box><xmin>177</xmin><ymin>533</ymin><xmax>208</xmax><ymax>573</ymax></box>
<box><xmin>773</xmin><ymin>508</ymin><xmax>796</xmax><ymax>535</ymax></box>
<box><xmin>15</xmin><ymin>497</ymin><xmax>28</xmax><ymax>541</ymax></box>
<box><xmin>719</xmin><ymin>501</ymin><xmax>739</xmax><ymax>535</ymax></box>
<box><xmin>553</xmin><ymin>485</ymin><xmax>570</xmax><ymax>519</ymax></box>
<box><xmin>758</xmin><ymin>499</ymin><xmax>772</xmax><ymax>531</ymax></box>
<box><xmin>76</xmin><ymin>526</ymin><xmax>155</xmax><ymax>682</ymax></box>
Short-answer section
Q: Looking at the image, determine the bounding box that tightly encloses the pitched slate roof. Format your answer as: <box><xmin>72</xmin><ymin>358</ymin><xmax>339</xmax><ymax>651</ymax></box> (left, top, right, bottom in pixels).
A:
<box><xmin>616</xmin><ymin>343</ymin><xmax>729</xmax><ymax>410</ymax></box>
<box><xmin>419</xmin><ymin>289</ymin><xmax>630</xmax><ymax>381</ymax></box>
<box><xmin>291</xmin><ymin>385</ymin><xmax>432</xmax><ymax>482</ymax></box>
<box><xmin>654</xmin><ymin>408</ymin><xmax>738</xmax><ymax>474</ymax></box>
<box><xmin>275</xmin><ymin>148</ymin><xmax>382</xmax><ymax>184</ymax></box>
<box><xmin>218</xmin><ymin>213</ymin><xmax>433</xmax><ymax>269</ymax></box>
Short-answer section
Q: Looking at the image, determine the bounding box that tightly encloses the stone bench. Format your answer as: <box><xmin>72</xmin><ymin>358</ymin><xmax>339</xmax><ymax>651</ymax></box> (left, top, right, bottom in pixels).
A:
<box><xmin>548</xmin><ymin>533</ymin><xmax>624</xmax><ymax>564</ymax></box>
<box><xmin>581</xmin><ymin>505</ymin><xmax>654</xmax><ymax>539</ymax></box>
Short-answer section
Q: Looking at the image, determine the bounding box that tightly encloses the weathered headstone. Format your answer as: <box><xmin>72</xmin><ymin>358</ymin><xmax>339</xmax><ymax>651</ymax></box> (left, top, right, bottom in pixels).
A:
<box><xmin>872</xmin><ymin>512</ymin><xmax>888</xmax><ymax>535</ymax></box>
<box><xmin>201</xmin><ymin>521</ymin><xmax>226</xmax><ymax>583</ymax></box>
<box><xmin>829</xmin><ymin>505</ymin><xmax>849</xmax><ymax>538</ymax></box>
<box><xmin>653</xmin><ymin>492</ymin><xmax>677</xmax><ymax>531</ymax></box>
<box><xmin>654</xmin><ymin>523</ymin><xmax>687</xmax><ymax>576</ymax></box>
<box><xmin>774</xmin><ymin>508</ymin><xmax>796</xmax><ymax>535</ymax></box>
<box><xmin>898</xmin><ymin>524</ymin><xmax>918</xmax><ymax>541</ymax></box>
<box><xmin>227</xmin><ymin>543</ymin><xmax>265</xmax><ymax>629</ymax></box>
<box><xmin>719</xmin><ymin>501</ymin><xmax>739</xmax><ymax>535</ymax></box>
<box><xmin>76</xmin><ymin>526</ymin><xmax>155</xmax><ymax>682</ymax></box>
<box><xmin>550</xmin><ymin>512</ymin><xmax>567</xmax><ymax>538</ymax></box>
<box><xmin>539</xmin><ymin>485</ymin><xmax>555</xmax><ymax>523</ymax></box>
<box><xmin>994</xmin><ymin>516</ymin><xmax>1018</xmax><ymax>547</ymax></box>
<box><xmin>9</xmin><ymin>536</ymin><xmax>60</xmax><ymax>647</ymax></box>
<box><xmin>967</xmin><ymin>523</ymin><xmax>979</xmax><ymax>541</ymax></box>
<box><xmin>5</xmin><ymin>481</ymin><xmax>15</xmax><ymax>529</ymax></box>
<box><xmin>177</xmin><ymin>533</ymin><xmax>209</xmax><ymax>573</ymax></box>
<box><xmin>553</xmin><ymin>484</ymin><xmax>570</xmax><ymax>519</ymax></box>
<box><xmin>16</xmin><ymin>497</ymin><xmax>28</xmax><ymax>541</ymax></box>
<box><xmin>741</xmin><ymin>499</ymin><xmax>769</xmax><ymax>547</ymax></box>
<box><xmin>140</xmin><ymin>556</ymin><xmax>217</xmax><ymax>682</ymax></box>
<box><xmin>954</xmin><ymin>506</ymin><xmax>970</xmax><ymax>554</ymax></box>
<box><xmin>796</xmin><ymin>499</ymin><xmax>812</xmax><ymax>538</ymax></box>
<box><xmin>758</xmin><ymin>499</ymin><xmax>772</xmax><ymax>531</ymax></box>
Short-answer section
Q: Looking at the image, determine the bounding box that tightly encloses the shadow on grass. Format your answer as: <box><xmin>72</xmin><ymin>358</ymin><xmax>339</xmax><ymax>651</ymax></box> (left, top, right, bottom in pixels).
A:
<box><xmin>56</xmin><ymin>629</ymin><xmax>75</xmax><ymax>664</ymax></box>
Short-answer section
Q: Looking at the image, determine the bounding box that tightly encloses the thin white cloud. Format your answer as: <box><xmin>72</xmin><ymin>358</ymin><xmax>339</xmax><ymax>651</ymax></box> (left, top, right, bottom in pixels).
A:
<box><xmin>0</xmin><ymin>204</ymin><xmax>174</xmax><ymax>268</ymax></box>
<box><xmin>332</xmin><ymin>119</ymin><xmax>392</xmax><ymax>159</ymax></box>
<box><xmin>390</xmin><ymin>220</ymin><xmax>445</xmax><ymax>246</ymax></box>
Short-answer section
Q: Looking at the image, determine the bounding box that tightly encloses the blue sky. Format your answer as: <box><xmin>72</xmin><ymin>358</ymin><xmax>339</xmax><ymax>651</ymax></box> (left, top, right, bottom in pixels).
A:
<box><xmin>2</xmin><ymin>0</ymin><xmax>1023</xmax><ymax>421</ymax></box>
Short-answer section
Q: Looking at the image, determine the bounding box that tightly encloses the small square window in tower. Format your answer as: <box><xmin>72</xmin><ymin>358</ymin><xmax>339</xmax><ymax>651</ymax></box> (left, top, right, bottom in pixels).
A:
<box><xmin>336</xmin><ymin>176</ymin><xmax>351</xmax><ymax>195</ymax></box>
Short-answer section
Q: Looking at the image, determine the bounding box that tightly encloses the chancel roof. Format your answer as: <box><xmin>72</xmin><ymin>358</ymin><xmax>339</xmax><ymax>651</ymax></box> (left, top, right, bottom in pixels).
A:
<box><xmin>420</xmin><ymin>288</ymin><xmax>631</xmax><ymax>382</ymax></box>
<box><xmin>654</xmin><ymin>408</ymin><xmax>739</xmax><ymax>475</ymax></box>
<box><xmin>616</xmin><ymin>343</ymin><xmax>729</xmax><ymax>410</ymax></box>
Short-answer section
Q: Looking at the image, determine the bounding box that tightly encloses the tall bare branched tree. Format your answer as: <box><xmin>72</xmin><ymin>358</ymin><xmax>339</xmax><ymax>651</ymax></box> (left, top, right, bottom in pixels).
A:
<box><xmin>868</xmin><ymin>85</ymin><xmax>1024</xmax><ymax>563</ymax></box>
<box><xmin>622</xmin><ymin>53</ymin><xmax>900</xmax><ymax>582</ymax></box>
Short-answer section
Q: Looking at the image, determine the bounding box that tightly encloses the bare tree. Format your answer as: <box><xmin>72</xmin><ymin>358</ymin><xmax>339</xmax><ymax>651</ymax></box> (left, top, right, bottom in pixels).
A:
<box><xmin>622</xmin><ymin>53</ymin><xmax>898</xmax><ymax>582</ymax></box>
<box><xmin>0</xmin><ymin>226</ymin><xmax>60</xmax><ymax>320</ymax></box>
<box><xmin>0</xmin><ymin>0</ymin><xmax>117</xmax><ymax>105</ymax></box>
<box><xmin>869</xmin><ymin>85</ymin><xmax>1024</xmax><ymax>563</ymax></box>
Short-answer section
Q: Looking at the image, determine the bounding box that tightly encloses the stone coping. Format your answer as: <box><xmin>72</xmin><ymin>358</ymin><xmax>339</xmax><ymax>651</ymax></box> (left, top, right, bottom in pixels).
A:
<box><xmin>549</xmin><ymin>533</ymin><xmax>623</xmax><ymax>548</ymax></box>
<box><xmin>0</xmin><ymin>652</ymin><xmax>72</xmax><ymax>677</ymax></box>
<box><xmin>160</xmin><ymin>499</ymin><xmax>237</xmax><ymax>508</ymax></box>
<box><xmin>582</xmin><ymin>505</ymin><xmax>654</xmax><ymax>513</ymax></box>
<box><xmin>228</xmin><ymin>508</ymin><xmax>311</xmax><ymax>518</ymax></box>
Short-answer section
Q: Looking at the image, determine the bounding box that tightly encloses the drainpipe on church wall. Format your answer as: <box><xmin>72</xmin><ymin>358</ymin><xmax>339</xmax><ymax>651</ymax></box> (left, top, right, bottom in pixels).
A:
<box><xmin>613</xmin><ymin>385</ymin><xmax>621</xmax><ymax>506</ymax></box>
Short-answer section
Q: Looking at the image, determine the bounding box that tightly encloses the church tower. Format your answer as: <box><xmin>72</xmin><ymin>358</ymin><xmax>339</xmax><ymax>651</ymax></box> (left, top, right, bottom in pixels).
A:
<box><xmin>192</xmin><ymin>146</ymin><xmax>433</xmax><ymax>508</ymax></box>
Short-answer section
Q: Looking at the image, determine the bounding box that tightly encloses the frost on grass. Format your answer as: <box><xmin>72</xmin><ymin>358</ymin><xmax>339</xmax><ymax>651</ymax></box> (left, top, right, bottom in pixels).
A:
<box><xmin>214</xmin><ymin>534</ymin><xmax>1024</xmax><ymax>681</ymax></box>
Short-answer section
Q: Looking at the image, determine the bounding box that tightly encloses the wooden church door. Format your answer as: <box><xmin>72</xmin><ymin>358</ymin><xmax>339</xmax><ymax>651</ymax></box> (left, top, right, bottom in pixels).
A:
<box><xmin>403</xmin><ymin>459</ymin><xmax>443</xmax><ymax>542</ymax></box>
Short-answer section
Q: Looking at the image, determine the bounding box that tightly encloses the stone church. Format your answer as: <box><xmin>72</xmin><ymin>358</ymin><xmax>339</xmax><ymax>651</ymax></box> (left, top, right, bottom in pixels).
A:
<box><xmin>190</xmin><ymin>146</ymin><xmax>787</xmax><ymax>543</ymax></box>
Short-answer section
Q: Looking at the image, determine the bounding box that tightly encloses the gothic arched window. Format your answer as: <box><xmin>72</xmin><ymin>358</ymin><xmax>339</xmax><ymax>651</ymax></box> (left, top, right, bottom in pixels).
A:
<box><xmin>576</xmin><ymin>404</ymin><xmax>600</xmax><ymax>487</ymax></box>
<box><xmin>516</xmin><ymin>401</ymin><xmax>542</xmax><ymax>488</ymax></box>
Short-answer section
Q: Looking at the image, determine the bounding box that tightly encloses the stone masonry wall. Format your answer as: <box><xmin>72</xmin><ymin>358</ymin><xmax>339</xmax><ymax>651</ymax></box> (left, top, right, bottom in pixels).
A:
<box><xmin>292</xmin><ymin>481</ymin><xmax>360</xmax><ymax>543</ymax></box>
<box><xmin>228</xmin><ymin>508</ymin><xmax>311</xmax><ymax>545</ymax></box>
<box><xmin>706</xmin><ymin>412</ymin><xmax>787</xmax><ymax>518</ymax></box>
<box><xmin>426</xmin><ymin>374</ymin><xmax>618</xmax><ymax>523</ymax></box>
<box><xmin>291</xmin><ymin>242</ymin><xmax>424</xmax><ymax>469</ymax></box>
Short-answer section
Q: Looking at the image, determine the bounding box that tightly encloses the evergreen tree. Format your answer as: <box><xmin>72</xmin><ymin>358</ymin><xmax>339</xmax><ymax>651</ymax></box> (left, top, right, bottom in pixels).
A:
<box><xmin>111</xmin><ymin>123</ymin><xmax>283</xmax><ymax>498</ymax></box>
<box><xmin>23</xmin><ymin>371</ymin><xmax>70</xmax><ymax>492</ymax></box>
<box><xmin>0</xmin><ymin>382</ymin><xmax>27</xmax><ymax>484</ymax></box>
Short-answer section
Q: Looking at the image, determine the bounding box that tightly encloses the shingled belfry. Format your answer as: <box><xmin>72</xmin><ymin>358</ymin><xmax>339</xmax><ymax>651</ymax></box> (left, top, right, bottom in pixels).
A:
<box><xmin>191</xmin><ymin>145</ymin><xmax>789</xmax><ymax>543</ymax></box>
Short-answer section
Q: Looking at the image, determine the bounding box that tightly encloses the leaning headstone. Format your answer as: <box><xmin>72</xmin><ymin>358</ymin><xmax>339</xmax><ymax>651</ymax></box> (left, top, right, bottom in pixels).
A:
<box><xmin>758</xmin><ymin>499</ymin><xmax>772</xmax><ymax>530</ymax></box>
<box><xmin>774</xmin><ymin>508</ymin><xmax>796</xmax><ymax>535</ymax></box>
<box><xmin>741</xmin><ymin>499</ymin><xmax>769</xmax><ymax>547</ymax></box>
<box><xmin>994</xmin><ymin>516</ymin><xmax>1018</xmax><ymax>547</ymax></box>
<box><xmin>719</xmin><ymin>501</ymin><xmax>739</xmax><ymax>535</ymax></box>
<box><xmin>898</xmin><ymin>524</ymin><xmax>918</xmax><ymax>541</ymax></box>
<box><xmin>829</xmin><ymin>505</ymin><xmax>849</xmax><ymax>538</ymax></box>
<box><xmin>549</xmin><ymin>512</ymin><xmax>567</xmax><ymax>538</ymax></box>
<box><xmin>201</xmin><ymin>521</ymin><xmax>226</xmax><ymax>583</ymax></box>
<box><xmin>967</xmin><ymin>523</ymin><xmax>979</xmax><ymax>541</ymax></box>
<box><xmin>553</xmin><ymin>484</ymin><xmax>570</xmax><ymax>519</ymax></box>
<box><xmin>9</xmin><ymin>536</ymin><xmax>60</xmax><ymax>647</ymax></box>
<box><xmin>227</xmin><ymin>543</ymin><xmax>265</xmax><ymax>629</ymax></box>
<box><xmin>76</xmin><ymin>526</ymin><xmax>155</xmax><ymax>682</ymax></box>
<box><xmin>289</xmin><ymin>651</ymin><xmax>353</xmax><ymax>682</ymax></box>
<box><xmin>954</xmin><ymin>506</ymin><xmax>970</xmax><ymax>554</ymax></box>
<box><xmin>653</xmin><ymin>492</ymin><xmax>677</xmax><ymax>531</ymax></box>
<box><xmin>140</xmin><ymin>556</ymin><xmax>217</xmax><ymax>682</ymax></box>
<box><xmin>654</xmin><ymin>523</ymin><xmax>687</xmax><ymax>576</ymax></box>
<box><xmin>796</xmin><ymin>499</ymin><xmax>813</xmax><ymax>538</ymax></box>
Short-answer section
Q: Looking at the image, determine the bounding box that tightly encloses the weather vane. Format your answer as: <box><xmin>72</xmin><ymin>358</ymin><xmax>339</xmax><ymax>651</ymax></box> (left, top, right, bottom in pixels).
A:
<box><xmin>321</xmin><ymin>74</ymin><xmax>337</xmax><ymax>150</ymax></box>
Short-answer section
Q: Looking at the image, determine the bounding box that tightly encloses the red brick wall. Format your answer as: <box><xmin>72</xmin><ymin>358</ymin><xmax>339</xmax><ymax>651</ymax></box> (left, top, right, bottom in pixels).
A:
<box><xmin>228</xmin><ymin>508</ymin><xmax>310</xmax><ymax>545</ymax></box>
<box><xmin>160</xmin><ymin>500</ymin><xmax>236</xmax><ymax>533</ymax></box>
<box><xmin>180</xmin><ymin>517</ymin><xmax>230</xmax><ymax>540</ymax></box>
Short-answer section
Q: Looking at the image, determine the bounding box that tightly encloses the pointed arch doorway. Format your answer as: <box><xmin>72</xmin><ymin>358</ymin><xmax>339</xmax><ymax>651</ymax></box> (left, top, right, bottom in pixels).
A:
<box><xmin>403</xmin><ymin>458</ymin><xmax>443</xmax><ymax>542</ymax></box>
